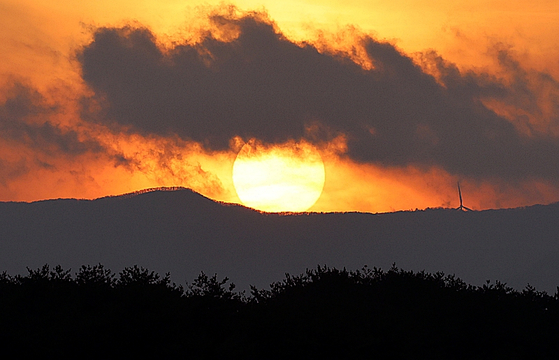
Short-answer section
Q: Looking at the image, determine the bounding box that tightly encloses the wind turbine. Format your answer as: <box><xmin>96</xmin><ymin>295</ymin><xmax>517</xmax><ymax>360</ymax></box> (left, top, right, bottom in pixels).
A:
<box><xmin>456</xmin><ymin>181</ymin><xmax>472</xmax><ymax>211</ymax></box>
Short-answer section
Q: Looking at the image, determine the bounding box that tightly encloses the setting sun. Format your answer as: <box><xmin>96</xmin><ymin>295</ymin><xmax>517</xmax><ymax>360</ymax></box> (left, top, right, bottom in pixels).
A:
<box><xmin>232</xmin><ymin>140</ymin><xmax>325</xmax><ymax>212</ymax></box>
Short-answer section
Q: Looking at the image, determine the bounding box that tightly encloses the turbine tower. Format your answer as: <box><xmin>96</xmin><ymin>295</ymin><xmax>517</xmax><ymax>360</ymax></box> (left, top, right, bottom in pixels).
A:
<box><xmin>456</xmin><ymin>181</ymin><xmax>472</xmax><ymax>211</ymax></box>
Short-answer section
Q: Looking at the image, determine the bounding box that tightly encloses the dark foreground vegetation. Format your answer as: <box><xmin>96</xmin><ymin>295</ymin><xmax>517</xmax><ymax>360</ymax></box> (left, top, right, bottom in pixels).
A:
<box><xmin>1</xmin><ymin>264</ymin><xmax>558</xmax><ymax>359</ymax></box>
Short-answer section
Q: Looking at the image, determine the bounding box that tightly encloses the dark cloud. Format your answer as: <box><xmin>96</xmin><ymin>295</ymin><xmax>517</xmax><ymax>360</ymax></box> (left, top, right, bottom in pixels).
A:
<box><xmin>0</xmin><ymin>82</ymin><xmax>228</xmax><ymax>191</ymax></box>
<box><xmin>0</xmin><ymin>82</ymin><xmax>123</xmax><ymax>178</ymax></box>
<box><xmin>0</xmin><ymin>84</ymin><xmax>105</xmax><ymax>156</ymax></box>
<box><xmin>78</xmin><ymin>11</ymin><xmax>559</xmax><ymax>181</ymax></box>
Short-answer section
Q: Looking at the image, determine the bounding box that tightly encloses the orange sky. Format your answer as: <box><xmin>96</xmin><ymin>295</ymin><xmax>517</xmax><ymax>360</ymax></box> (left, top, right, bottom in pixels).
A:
<box><xmin>2</xmin><ymin>0</ymin><xmax>559</xmax><ymax>212</ymax></box>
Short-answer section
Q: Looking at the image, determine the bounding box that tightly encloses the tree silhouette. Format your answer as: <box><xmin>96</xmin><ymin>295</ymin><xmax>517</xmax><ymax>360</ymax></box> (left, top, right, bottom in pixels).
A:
<box><xmin>186</xmin><ymin>271</ymin><xmax>243</xmax><ymax>300</ymax></box>
<box><xmin>0</xmin><ymin>263</ymin><xmax>558</xmax><ymax>359</ymax></box>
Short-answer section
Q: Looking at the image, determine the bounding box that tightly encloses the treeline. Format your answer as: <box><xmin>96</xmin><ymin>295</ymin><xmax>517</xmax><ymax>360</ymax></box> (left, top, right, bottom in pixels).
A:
<box><xmin>1</xmin><ymin>264</ymin><xmax>558</xmax><ymax>359</ymax></box>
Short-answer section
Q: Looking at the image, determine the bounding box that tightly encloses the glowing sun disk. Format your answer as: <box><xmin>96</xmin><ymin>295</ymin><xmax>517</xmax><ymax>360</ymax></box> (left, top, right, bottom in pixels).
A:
<box><xmin>232</xmin><ymin>140</ymin><xmax>325</xmax><ymax>212</ymax></box>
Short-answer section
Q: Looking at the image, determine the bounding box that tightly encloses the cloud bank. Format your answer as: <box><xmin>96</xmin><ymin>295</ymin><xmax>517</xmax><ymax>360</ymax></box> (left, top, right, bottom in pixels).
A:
<box><xmin>78</xmin><ymin>10</ymin><xmax>559</xmax><ymax>183</ymax></box>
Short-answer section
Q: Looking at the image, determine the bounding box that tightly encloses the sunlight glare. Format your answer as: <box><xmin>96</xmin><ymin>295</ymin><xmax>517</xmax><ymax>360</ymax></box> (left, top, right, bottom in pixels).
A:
<box><xmin>232</xmin><ymin>139</ymin><xmax>325</xmax><ymax>212</ymax></box>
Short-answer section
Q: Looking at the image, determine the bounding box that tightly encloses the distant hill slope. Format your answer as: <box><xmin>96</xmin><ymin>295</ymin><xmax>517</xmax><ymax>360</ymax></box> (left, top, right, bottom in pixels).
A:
<box><xmin>0</xmin><ymin>188</ymin><xmax>558</xmax><ymax>292</ymax></box>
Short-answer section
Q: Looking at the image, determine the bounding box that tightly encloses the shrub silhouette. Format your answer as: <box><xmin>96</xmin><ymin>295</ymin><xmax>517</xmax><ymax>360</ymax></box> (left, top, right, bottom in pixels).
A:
<box><xmin>0</xmin><ymin>264</ymin><xmax>557</xmax><ymax>359</ymax></box>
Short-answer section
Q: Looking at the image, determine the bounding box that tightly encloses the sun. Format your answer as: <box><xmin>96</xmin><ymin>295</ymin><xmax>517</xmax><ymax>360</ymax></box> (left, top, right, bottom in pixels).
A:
<box><xmin>232</xmin><ymin>139</ymin><xmax>325</xmax><ymax>212</ymax></box>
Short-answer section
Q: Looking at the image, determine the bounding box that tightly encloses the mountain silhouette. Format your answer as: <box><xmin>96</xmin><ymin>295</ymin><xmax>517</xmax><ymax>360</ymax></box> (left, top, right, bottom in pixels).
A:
<box><xmin>0</xmin><ymin>187</ymin><xmax>558</xmax><ymax>292</ymax></box>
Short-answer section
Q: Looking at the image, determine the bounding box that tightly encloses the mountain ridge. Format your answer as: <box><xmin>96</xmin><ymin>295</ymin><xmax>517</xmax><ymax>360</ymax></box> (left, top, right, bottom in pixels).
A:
<box><xmin>0</xmin><ymin>187</ymin><xmax>558</xmax><ymax>292</ymax></box>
